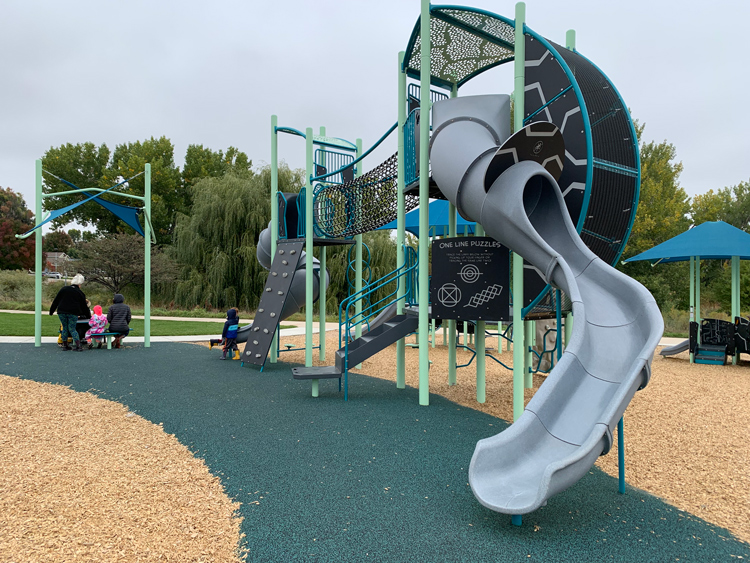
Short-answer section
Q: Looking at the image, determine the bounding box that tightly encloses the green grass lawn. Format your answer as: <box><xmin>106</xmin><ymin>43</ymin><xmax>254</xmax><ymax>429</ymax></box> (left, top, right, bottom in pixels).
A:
<box><xmin>0</xmin><ymin>313</ymin><xmax>294</xmax><ymax>338</ymax></box>
<box><xmin>0</xmin><ymin>313</ymin><xmax>225</xmax><ymax>337</ymax></box>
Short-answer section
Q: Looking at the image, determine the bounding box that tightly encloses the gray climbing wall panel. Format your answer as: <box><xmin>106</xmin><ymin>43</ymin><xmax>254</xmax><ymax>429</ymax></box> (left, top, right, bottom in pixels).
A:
<box><xmin>242</xmin><ymin>240</ymin><xmax>305</xmax><ymax>367</ymax></box>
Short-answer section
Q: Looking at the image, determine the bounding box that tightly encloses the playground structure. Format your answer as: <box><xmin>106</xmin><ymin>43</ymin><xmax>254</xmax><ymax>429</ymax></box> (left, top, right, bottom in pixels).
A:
<box><xmin>626</xmin><ymin>220</ymin><xmax>750</xmax><ymax>365</ymax></box>
<box><xmin>17</xmin><ymin>162</ymin><xmax>156</xmax><ymax>347</ymax></box>
<box><xmin>245</xmin><ymin>2</ymin><xmax>663</xmax><ymax>522</ymax></box>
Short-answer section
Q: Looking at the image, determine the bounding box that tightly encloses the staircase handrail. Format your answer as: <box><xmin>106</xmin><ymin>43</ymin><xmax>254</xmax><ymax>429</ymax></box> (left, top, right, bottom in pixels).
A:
<box><xmin>338</xmin><ymin>246</ymin><xmax>419</xmax><ymax>362</ymax></box>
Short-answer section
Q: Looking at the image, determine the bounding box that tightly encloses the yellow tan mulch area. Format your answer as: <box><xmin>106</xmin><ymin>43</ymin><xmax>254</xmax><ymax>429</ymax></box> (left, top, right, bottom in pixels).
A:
<box><xmin>0</xmin><ymin>375</ymin><xmax>246</xmax><ymax>563</ymax></box>
<box><xmin>273</xmin><ymin>330</ymin><xmax>750</xmax><ymax>544</ymax></box>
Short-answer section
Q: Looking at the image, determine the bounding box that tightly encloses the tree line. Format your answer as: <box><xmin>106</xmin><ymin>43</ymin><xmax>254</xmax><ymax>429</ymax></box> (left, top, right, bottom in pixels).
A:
<box><xmin>1</xmin><ymin>127</ymin><xmax>748</xmax><ymax>316</ymax></box>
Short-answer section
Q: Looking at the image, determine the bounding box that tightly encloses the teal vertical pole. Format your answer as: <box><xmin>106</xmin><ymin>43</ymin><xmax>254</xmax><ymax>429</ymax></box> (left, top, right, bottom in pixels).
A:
<box><xmin>304</xmin><ymin>128</ymin><xmax>318</xmax><ymax>396</ymax></box>
<box><xmin>512</xmin><ymin>1</ymin><xmax>526</xmax><ymax>422</ymax></box>
<box><xmin>463</xmin><ymin>225</ymin><xmax>468</xmax><ymax>346</ymax></box>
<box><xmin>355</xmin><ymin>138</ymin><xmax>363</xmax><ymax>345</ymax></box>
<box><xmin>270</xmin><ymin>115</ymin><xmax>279</xmax><ymax>364</ymax></box>
<box><xmin>731</xmin><ymin>255</ymin><xmax>740</xmax><ymax>364</ymax></box>
<box><xmin>524</xmin><ymin>320</ymin><xmax>533</xmax><ymax>387</ymax></box>
<box><xmin>689</xmin><ymin>256</ymin><xmax>695</xmax><ymax>364</ymax></box>
<box><xmin>475</xmin><ymin>224</ymin><xmax>486</xmax><ymax>403</ymax></box>
<box><xmin>696</xmin><ymin>256</ymin><xmax>701</xmax><ymax>347</ymax></box>
<box><xmin>418</xmin><ymin>0</ymin><xmax>431</xmax><ymax>406</ymax></box>
<box><xmin>34</xmin><ymin>159</ymin><xmax>42</xmax><ymax>347</ymax></box>
<box><xmin>396</xmin><ymin>50</ymin><xmax>407</xmax><ymax>389</ymax></box>
<box><xmin>318</xmin><ymin>126</ymin><xmax>327</xmax><ymax>362</ymax></box>
<box><xmin>618</xmin><ymin>416</ymin><xmax>625</xmax><ymax>493</ymax></box>
<box><xmin>144</xmin><ymin>163</ymin><xmax>151</xmax><ymax>348</ymax></box>
<box><xmin>448</xmin><ymin>84</ymin><xmax>458</xmax><ymax>386</ymax></box>
<box><xmin>556</xmin><ymin>289</ymin><xmax>562</xmax><ymax>361</ymax></box>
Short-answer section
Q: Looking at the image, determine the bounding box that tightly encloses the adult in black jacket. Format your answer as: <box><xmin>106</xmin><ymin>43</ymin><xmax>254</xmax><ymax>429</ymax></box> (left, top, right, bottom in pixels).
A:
<box><xmin>107</xmin><ymin>294</ymin><xmax>131</xmax><ymax>349</ymax></box>
<box><xmin>49</xmin><ymin>273</ymin><xmax>90</xmax><ymax>351</ymax></box>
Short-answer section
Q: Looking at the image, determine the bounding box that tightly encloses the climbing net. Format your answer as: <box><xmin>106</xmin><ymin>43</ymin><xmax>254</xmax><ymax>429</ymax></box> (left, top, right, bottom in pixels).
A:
<box><xmin>313</xmin><ymin>153</ymin><xmax>420</xmax><ymax>238</ymax></box>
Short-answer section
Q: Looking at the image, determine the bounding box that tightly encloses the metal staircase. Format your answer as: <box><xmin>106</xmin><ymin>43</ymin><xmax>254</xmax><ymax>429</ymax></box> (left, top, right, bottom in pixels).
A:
<box><xmin>291</xmin><ymin>245</ymin><xmax>419</xmax><ymax>399</ymax></box>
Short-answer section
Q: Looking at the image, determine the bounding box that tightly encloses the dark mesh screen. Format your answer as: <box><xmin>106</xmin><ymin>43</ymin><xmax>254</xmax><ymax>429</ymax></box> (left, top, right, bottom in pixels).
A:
<box><xmin>580</xmin><ymin>168</ymin><xmax>638</xmax><ymax>265</ymax></box>
<box><xmin>551</xmin><ymin>42</ymin><xmax>637</xmax><ymax>170</ymax></box>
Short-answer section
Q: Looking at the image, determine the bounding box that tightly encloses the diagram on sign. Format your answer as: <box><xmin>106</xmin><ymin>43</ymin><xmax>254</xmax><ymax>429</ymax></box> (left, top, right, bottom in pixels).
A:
<box><xmin>467</xmin><ymin>284</ymin><xmax>503</xmax><ymax>308</ymax></box>
<box><xmin>459</xmin><ymin>264</ymin><xmax>482</xmax><ymax>283</ymax></box>
<box><xmin>438</xmin><ymin>283</ymin><xmax>462</xmax><ymax>307</ymax></box>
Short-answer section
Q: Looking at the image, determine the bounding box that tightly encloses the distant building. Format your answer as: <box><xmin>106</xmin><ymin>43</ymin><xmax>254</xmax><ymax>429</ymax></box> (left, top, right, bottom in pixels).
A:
<box><xmin>46</xmin><ymin>252</ymin><xmax>71</xmax><ymax>275</ymax></box>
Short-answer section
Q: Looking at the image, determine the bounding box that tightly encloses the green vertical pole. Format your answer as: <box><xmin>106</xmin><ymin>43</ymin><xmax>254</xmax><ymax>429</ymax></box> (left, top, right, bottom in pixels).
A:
<box><xmin>270</xmin><ymin>115</ymin><xmax>279</xmax><ymax>364</ymax></box>
<box><xmin>318</xmin><ymin>126</ymin><xmax>327</xmax><ymax>363</ymax></box>
<box><xmin>418</xmin><ymin>0</ymin><xmax>431</xmax><ymax>406</ymax></box>
<box><xmin>563</xmin><ymin>25</ymin><xmax>575</xmax><ymax>370</ymax></box>
<box><xmin>396</xmin><ymin>50</ymin><xmax>407</xmax><ymax>389</ymax></box>
<box><xmin>512</xmin><ymin>1</ymin><xmax>526</xmax><ymax>422</ymax></box>
<box><xmin>732</xmin><ymin>255</ymin><xmax>740</xmax><ymax>364</ymax></box>
<box><xmin>475</xmin><ymin>224</ymin><xmax>486</xmax><ymax>403</ymax></box>
<box><xmin>144</xmin><ymin>163</ymin><xmax>151</xmax><ymax>348</ymax></box>
<box><xmin>696</xmin><ymin>256</ymin><xmax>701</xmax><ymax>347</ymax></box>
<box><xmin>304</xmin><ymin>128</ymin><xmax>318</xmax><ymax>396</ymax></box>
<box><xmin>690</xmin><ymin>256</ymin><xmax>695</xmax><ymax>364</ymax></box>
<box><xmin>448</xmin><ymin>84</ymin><xmax>458</xmax><ymax>386</ymax></box>
<box><xmin>566</xmin><ymin>29</ymin><xmax>576</xmax><ymax>50</ymax></box>
<box><xmin>34</xmin><ymin>159</ymin><xmax>42</xmax><ymax>347</ymax></box>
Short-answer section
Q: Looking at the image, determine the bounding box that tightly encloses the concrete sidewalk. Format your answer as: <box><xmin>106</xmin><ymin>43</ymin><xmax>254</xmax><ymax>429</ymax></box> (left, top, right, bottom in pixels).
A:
<box><xmin>0</xmin><ymin>309</ymin><xmax>338</xmax><ymax>344</ymax></box>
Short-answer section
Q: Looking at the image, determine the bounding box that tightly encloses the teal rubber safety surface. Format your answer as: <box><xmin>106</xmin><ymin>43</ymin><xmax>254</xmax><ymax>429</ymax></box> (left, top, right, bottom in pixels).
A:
<box><xmin>2</xmin><ymin>342</ymin><xmax>748</xmax><ymax>562</ymax></box>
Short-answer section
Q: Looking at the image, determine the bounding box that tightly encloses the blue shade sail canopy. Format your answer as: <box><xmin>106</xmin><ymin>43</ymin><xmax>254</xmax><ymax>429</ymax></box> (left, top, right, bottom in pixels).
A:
<box><xmin>377</xmin><ymin>199</ymin><xmax>476</xmax><ymax>237</ymax></box>
<box><xmin>19</xmin><ymin>176</ymin><xmax>145</xmax><ymax>238</ymax></box>
<box><xmin>624</xmin><ymin>221</ymin><xmax>750</xmax><ymax>264</ymax></box>
<box><xmin>49</xmin><ymin>174</ymin><xmax>146</xmax><ymax>237</ymax></box>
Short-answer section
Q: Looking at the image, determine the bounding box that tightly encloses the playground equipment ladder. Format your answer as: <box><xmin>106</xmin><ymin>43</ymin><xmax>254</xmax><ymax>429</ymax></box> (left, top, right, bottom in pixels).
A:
<box><xmin>242</xmin><ymin>239</ymin><xmax>305</xmax><ymax>368</ymax></box>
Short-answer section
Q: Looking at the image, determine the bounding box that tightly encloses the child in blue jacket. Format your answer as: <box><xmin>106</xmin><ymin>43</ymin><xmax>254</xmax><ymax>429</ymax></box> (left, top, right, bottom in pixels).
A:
<box><xmin>210</xmin><ymin>308</ymin><xmax>240</xmax><ymax>360</ymax></box>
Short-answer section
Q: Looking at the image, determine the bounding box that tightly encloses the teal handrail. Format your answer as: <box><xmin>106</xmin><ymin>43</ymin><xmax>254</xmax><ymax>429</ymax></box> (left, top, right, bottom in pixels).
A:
<box><xmin>338</xmin><ymin>246</ymin><xmax>418</xmax><ymax>400</ymax></box>
<box><xmin>311</xmin><ymin>122</ymin><xmax>398</xmax><ymax>185</ymax></box>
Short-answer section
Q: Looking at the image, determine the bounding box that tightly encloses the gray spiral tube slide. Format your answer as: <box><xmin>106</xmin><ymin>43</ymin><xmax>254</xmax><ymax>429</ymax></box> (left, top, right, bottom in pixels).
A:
<box><xmin>235</xmin><ymin>225</ymin><xmax>329</xmax><ymax>344</ymax></box>
<box><xmin>429</xmin><ymin>95</ymin><xmax>664</xmax><ymax>515</ymax></box>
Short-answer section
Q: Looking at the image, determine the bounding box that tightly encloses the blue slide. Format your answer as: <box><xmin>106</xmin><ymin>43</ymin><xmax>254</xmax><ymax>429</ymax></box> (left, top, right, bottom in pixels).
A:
<box><xmin>429</xmin><ymin>95</ymin><xmax>664</xmax><ymax>515</ymax></box>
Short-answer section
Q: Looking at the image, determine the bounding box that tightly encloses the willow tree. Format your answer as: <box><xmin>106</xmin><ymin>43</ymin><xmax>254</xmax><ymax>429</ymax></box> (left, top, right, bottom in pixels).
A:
<box><xmin>170</xmin><ymin>164</ymin><xmax>303</xmax><ymax>311</ymax></box>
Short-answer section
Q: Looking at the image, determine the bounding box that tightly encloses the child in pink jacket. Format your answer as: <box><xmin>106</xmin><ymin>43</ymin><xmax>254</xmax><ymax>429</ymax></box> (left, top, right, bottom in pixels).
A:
<box><xmin>85</xmin><ymin>305</ymin><xmax>107</xmax><ymax>349</ymax></box>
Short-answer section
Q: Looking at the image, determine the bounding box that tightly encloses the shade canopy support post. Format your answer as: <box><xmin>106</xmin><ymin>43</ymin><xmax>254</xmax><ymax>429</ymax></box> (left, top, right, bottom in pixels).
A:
<box><xmin>34</xmin><ymin>159</ymin><xmax>42</xmax><ymax>347</ymax></box>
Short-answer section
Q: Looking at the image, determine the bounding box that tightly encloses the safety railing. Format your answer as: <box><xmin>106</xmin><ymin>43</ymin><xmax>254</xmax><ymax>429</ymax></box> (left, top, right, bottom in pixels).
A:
<box><xmin>338</xmin><ymin>246</ymin><xmax>418</xmax><ymax>355</ymax></box>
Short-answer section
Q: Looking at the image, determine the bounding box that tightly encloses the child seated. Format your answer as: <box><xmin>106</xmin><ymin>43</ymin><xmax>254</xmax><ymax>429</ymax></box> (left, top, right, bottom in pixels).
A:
<box><xmin>210</xmin><ymin>308</ymin><xmax>240</xmax><ymax>360</ymax></box>
<box><xmin>85</xmin><ymin>305</ymin><xmax>107</xmax><ymax>349</ymax></box>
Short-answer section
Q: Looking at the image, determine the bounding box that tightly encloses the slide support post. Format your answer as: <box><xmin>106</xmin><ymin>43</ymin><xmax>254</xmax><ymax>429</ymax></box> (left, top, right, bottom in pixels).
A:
<box><xmin>512</xmin><ymin>1</ymin><xmax>526</xmax><ymax>421</ymax></box>
<box><xmin>396</xmin><ymin>50</ymin><xmax>407</xmax><ymax>389</ymax></box>
<box><xmin>418</xmin><ymin>0</ymin><xmax>431</xmax><ymax>406</ymax></box>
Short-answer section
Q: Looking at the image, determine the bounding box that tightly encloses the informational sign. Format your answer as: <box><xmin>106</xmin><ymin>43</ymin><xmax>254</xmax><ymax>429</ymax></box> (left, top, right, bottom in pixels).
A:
<box><xmin>431</xmin><ymin>237</ymin><xmax>510</xmax><ymax>321</ymax></box>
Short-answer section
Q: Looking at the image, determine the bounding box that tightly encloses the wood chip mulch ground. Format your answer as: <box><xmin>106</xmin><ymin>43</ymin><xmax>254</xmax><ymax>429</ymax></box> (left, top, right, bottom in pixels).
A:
<box><xmin>0</xmin><ymin>375</ymin><xmax>246</xmax><ymax>563</ymax></box>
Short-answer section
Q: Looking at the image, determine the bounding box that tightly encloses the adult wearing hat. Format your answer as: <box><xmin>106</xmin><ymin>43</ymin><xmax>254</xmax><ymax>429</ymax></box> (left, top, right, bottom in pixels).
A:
<box><xmin>49</xmin><ymin>273</ymin><xmax>91</xmax><ymax>351</ymax></box>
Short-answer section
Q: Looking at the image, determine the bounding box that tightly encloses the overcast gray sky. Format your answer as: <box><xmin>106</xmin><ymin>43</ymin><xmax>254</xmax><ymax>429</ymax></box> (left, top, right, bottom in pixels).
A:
<box><xmin>2</xmin><ymin>0</ymin><xmax>748</xmax><ymax>230</ymax></box>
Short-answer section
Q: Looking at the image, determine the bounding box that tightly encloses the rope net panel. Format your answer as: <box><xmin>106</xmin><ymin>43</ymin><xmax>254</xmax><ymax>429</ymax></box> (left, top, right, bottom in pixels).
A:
<box><xmin>313</xmin><ymin>153</ymin><xmax>420</xmax><ymax>239</ymax></box>
<box><xmin>405</xmin><ymin>8</ymin><xmax>515</xmax><ymax>87</ymax></box>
